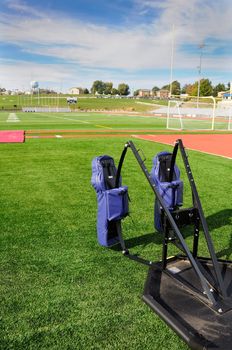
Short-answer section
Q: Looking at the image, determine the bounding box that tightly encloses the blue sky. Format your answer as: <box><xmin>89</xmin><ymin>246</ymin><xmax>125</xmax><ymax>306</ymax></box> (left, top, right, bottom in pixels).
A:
<box><xmin>1</xmin><ymin>0</ymin><xmax>232</xmax><ymax>91</ymax></box>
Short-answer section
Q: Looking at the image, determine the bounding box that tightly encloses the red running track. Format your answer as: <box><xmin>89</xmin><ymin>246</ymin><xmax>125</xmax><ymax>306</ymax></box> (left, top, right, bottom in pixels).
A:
<box><xmin>133</xmin><ymin>134</ymin><xmax>232</xmax><ymax>159</ymax></box>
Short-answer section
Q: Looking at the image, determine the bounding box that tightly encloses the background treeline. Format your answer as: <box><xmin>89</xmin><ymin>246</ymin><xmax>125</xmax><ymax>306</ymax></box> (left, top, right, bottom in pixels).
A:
<box><xmin>1</xmin><ymin>79</ymin><xmax>230</xmax><ymax>97</ymax></box>
<box><xmin>91</xmin><ymin>79</ymin><xmax>230</xmax><ymax>97</ymax></box>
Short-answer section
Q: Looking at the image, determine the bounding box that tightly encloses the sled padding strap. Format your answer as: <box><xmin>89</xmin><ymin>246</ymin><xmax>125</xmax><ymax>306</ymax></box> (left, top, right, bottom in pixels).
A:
<box><xmin>151</xmin><ymin>151</ymin><xmax>183</xmax><ymax>232</ymax></box>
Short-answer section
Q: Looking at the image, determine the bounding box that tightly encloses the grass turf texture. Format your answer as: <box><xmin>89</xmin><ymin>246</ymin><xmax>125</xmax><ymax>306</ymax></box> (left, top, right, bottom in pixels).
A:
<box><xmin>0</xmin><ymin>111</ymin><xmax>167</xmax><ymax>131</ymax></box>
<box><xmin>0</xmin><ymin>137</ymin><xmax>232</xmax><ymax>350</ymax></box>
<box><xmin>1</xmin><ymin>111</ymin><xmax>231</xmax><ymax>134</ymax></box>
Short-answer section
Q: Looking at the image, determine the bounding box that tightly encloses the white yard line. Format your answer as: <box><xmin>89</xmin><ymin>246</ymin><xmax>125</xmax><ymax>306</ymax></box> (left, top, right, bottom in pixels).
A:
<box><xmin>50</xmin><ymin>115</ymin><xmax>91</xmax><ymax>124</ymax></box>
<box><xmin>95</xmin><ymin>124</ymin><xmax>113</xmax><ymax>129</ymax></box>
<box><xmin>136</xmin><ymin>101</ymin><xmax>159</xmax><ymax>106</ymax></box>
<box><xmin>7</xmin><ymin>113</ymin><xmax>20</xmax><ymax>122</ymax></box>
<box><xmin>49</xmin><ymin>114</ymin><xmax>112</xmax><ymax>129</ymax></box>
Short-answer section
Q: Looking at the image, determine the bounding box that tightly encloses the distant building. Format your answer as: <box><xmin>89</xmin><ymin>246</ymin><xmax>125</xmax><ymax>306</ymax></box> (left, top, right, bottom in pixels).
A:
<box><xmin>218</xmin><ymin>84</ymin><xmax>232</xmax><ymax>108</ymax></box>
<box><xmin>138</xmin><ymin>89</ymin><xmax>151</xmax><ymax>97</ymax></box>
<box><xmin>68</xmin><ymin>87</ymin><xmax>84</xmax><ymax>95</ymax></box>
<box><xmin>222</xmin><ymin>92</ymin><xmax>232</xmax><ymax>100</ymax></box>
<box><xmin>217</xmin><ymin>91</ymin><xmax>226</xmax><ymax>98</ymax></box>
<box><xmin>221</xmin><ymin>82</ymin><xmax>232</xmax><ymax>100</ymax></box>
<box><xmin>156</xmin><ymin>89</ymin><xmax>170</xmax><ymax>99</ymax></box>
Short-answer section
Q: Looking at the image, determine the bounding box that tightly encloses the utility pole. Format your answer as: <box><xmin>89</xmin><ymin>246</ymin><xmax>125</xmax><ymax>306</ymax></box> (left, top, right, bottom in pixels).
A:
<box><xmin>169</xmin><ymin>25</ymin><xmax>175</xmax><ymax>97</ymax></box>
<box><xmin>197</xmin><ymin>43</ymin><xmax>205</xmax><ymax>108</ymax></box>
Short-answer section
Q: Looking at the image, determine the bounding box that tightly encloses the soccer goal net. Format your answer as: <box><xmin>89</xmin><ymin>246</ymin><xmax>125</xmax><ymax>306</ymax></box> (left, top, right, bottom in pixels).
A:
<box><xmin>214</xmin><ymin>102</ymin><xmax>232</xmax><ymax>131</ymax></box>
<box><xmin>166</xmin><ymin>97</ymin><xmax>216</xmax><ymax>131</ymax></box>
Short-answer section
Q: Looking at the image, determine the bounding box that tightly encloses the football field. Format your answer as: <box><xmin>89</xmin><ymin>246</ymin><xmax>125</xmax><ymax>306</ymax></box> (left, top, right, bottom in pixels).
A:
<box><xmin>1</xmin><ymin>111</ymin><xmax>232</xmax><ymax>349</ymax></box>
<box><xmin>0</xmin><ymin>111</ymin><xmax>166</xmax><ymax>131</ymax></box>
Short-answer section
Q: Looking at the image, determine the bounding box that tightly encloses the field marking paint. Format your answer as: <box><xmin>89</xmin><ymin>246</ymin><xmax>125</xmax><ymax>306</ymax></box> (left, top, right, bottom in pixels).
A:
<box><xmin>136</xmin><ymin>101</ymin><xmax>160</xmax><ymax>106</ymax></box>
<box><xmin>105</xmin><ymin>113</ymin><xmax>167</xmax><ymax>119</ymax></box>
<box><xmin>46</xmin><ymin>114</ymin><xmax>113</xmax><ymax>129</ymax></box>
<box><xmin>95</xmin><ymin>124</ymin><xmax>113</xmax><ymax>129</ymax></box>
<box><xmin>50</xmin><ymin>115</ymin><xmax>91</xmax><ymax>124</ymax></box>
<box><xmin>7</xmin><ymin>113</ymin><xmax>20</xmax><ymax>122</ymax></box>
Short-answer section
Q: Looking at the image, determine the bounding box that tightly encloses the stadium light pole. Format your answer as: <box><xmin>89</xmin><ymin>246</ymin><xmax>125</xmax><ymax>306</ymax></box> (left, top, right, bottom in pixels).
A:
<box><xmin>197</xmin><ymin>43</ymin><xmax>205</xmax><ymax>108</ymax></box>
<box><xmin>169</xmin><ymin>25</ymin><xmax>175</xmax><ymax>97</ymax></box>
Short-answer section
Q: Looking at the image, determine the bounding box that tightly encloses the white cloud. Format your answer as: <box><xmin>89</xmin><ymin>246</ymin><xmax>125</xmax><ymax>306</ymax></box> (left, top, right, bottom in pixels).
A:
<box><xmin>5</xmin><ymin>0</ymin><xmax>44</xmax><ymax>17</ymax></box>
<box><xmin>0</xmin><ymin>59</ymin><xmax>75</xmax><ymax>90</ymax></box>
<box><xmin>138</xmin><ymin>0</ymin><xmax>232</xmax><ymax>42</ymax></box>
<box><xmin>0</xmin><ymin>58</ymin><xmax>161</xmax><ymax>90</ymax></box>
<box><xmin>0</xmin><ymin>11</ymin><xmax>166</xmax><ymax>69</ymax></box>
<box><xmin>1</xmin><ymin>0</ymin><xmax>232</xmax><ymax>89</ymax></box>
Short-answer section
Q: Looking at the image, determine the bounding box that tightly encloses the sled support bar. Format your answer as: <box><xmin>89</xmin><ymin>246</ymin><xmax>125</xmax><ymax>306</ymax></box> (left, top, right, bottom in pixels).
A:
<box><xmin>116</xmin><ymin>140</ymin><xmax>227</xmax><ymax>306</ymax></box>
<box><xmin>177</xmin><ymin>139</ymin><xmax>227</xmax><ymax>298</ymax></box>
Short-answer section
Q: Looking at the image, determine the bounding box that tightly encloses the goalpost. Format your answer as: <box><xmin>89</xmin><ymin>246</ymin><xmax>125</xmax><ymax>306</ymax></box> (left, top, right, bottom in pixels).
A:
<box><xmin>20</xmin><ymin>94</ymin><xmax>72</xmax><ymax>112</ymax></box>
<box><xmin>215</xmin><ymin>102</ymin><xmax>232</xmax><ymax>131</ymax></box>
<box><xmin>166</xmin><ymin>96</ymin><xmax>216</xmax><ymax>131</ymax></box>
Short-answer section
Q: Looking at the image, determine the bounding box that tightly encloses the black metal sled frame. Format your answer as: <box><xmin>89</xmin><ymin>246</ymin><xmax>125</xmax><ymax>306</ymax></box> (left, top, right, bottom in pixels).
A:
<box><xmin>115</xmin><ymin>139</ymin><xmax>232</xmax><ymax>350</ymax></box>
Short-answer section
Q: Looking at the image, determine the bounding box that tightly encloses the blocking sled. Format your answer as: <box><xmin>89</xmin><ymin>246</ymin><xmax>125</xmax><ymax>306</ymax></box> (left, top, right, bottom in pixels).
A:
<box><xmin>91</xmin><ymin>139</ymin><xmax>232</xmax><ymax>350</ymax></box>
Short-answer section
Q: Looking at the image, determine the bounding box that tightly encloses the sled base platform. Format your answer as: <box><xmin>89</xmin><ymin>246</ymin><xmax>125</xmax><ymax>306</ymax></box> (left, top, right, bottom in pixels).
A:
<box><xmin>143</xmin><ymin>256</ymin><xmax>232</xmax><ymax>350</ymax></box>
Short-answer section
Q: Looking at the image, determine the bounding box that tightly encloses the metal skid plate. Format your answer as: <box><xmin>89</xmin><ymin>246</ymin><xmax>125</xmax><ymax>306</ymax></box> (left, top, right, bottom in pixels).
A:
<box><xmin>143</xmin><ymin>257</ymin><xmax>232</xmax><ymax>350</ymax></box>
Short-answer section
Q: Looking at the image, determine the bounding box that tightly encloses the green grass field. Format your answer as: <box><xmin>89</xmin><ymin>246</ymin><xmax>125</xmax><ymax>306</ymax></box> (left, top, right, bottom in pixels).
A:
<box><xmin>0</xmin><ymin>111</ymin><xmax>232</xmax><ymax>349</ymax></box>
<box><xmin>1</xmin><ymin>111</ymin><xmax>229</xmax><ymax>133</ymax></box>
<box><xmin>0</xmin><ymin>95</ymin><xmax>167</xmax><ymax>113</ymax></box>
<box><xmin>0</xmin><ymin>111</ymin><xmax>167</xmax><ymax>131</ymax></box>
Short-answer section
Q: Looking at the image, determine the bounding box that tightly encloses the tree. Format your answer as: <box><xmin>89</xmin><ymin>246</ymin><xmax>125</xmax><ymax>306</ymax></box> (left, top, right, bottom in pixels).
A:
<box><xmin>152</xmin><ymin>86</ymin><xmax>159</xmax><ymax>94</ymax></box>
<box><xmin>199</xmin><ymin>79</ymin><xmax>213</xmax><ymax>96</ymax></box>
<box><xmin>188</xmin><ymin>79</ymin><xmax>213</xmax><ymax>97</ymax></box>
<box><xmin>188</xmin><ymin>82</ymin><xmax>198</xmax><ymax>96</ymax></box>
<box><xmin>184</xmin><ymin>84</ymin><xmax>195</xmax><ymax>96</ymax></box>
<box><xmin>83</xmin><ymin>88</ymin><xmax>89</xmax><ymax>94</ymax></box>
<box><xmin>171</xmin><ymin>81</ymin><xmax>181</xmax><ymax>95</ymax></box>
<box><xmin>118</xmin><ymin>83</ymin><xmax>130</xmax><ymax>96</ymax></box>
<box><xmin>111</xmin><ymin>88</ymin><xmax>119</xmax><ymax>95</ymax></box>
<box><xmin>39</xmin><ymin>88</ymin><xmax>57</xmax><ymax>94</ymax></box>
<box><xmin>104</xmin><ymin>82</ymin><xmax>113</xmax><ymax>95</ymax></box>
<box><xmin>133</xmin><ymin>89</ymin><xmax>139</xmax><ymax>96</ymax></box>
<box><xmin>181</xmin><ymin>84</ymin><xmax>192</xmax><ymax>94</ymax></box>
<box><xmin>162</xmin><ymin>83</ymin><xmax>169</xmax><ymax>90</ymax></box>
<box><xmin>91</xmin><ymin>80</ymin><xmax>105</xmax><ymax>94</ymax></box>
<box><xmin>162</xmin><ymin>80</ymin><xmax>181</xmax><ymax>95</ymax></box>
<box><xmin>212</xmin><ymin>83</ymin><xmax>226</xmax><ymax>97</ymax></box>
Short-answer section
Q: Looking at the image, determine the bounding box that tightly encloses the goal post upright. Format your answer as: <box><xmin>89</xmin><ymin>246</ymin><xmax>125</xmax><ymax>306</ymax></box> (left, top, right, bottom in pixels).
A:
<box><xmin>228</xmin><ymin>110</ymin><xmax>232</xmax><ymax>131</ymax></box>
<box><xmin>211</xmin><ymin>96</ymin><xmax>216</xmax><ymax>131</ymax></box>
